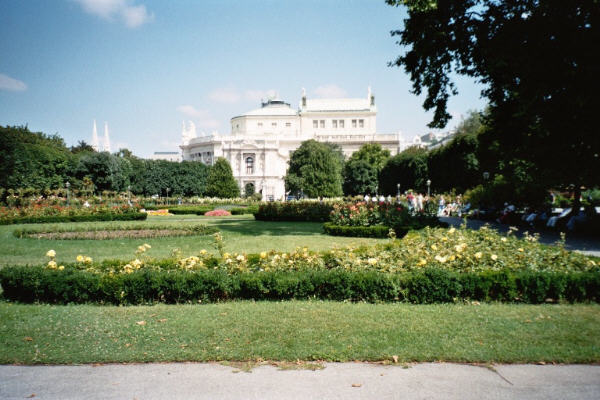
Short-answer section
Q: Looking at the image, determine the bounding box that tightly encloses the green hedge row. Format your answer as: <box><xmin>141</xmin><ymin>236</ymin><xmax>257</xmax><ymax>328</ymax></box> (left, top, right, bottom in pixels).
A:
<box><xmin>0</xmin><ymin>212</ymin><xmax>147</xmax><ymax>225</ymax></box>
<box><xmin>230</xmin><ymin>206</ymin><xmax>259</xmax><ymax>215</ymax></box>
<box><xmin>143</xmin><ymin>205</ymin><xmax>215</xmax><ymax>214</ymax></box>
<box><xmin>322</xmin><ymin>223</ymin><xmax>409</xmax><ymax>238</ymax></box>
<box><xmin>254</xmin><ymin>202</ymin><xmax>335</xmax><ymax>222</ymax></box>
<box><xmin>1</xmin><ymin>266</ymin><xmax>598</xmax><ymax>305</ymax></box>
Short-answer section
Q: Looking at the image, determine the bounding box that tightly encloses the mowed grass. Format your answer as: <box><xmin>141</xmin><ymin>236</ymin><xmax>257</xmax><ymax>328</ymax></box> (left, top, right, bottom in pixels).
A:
<box><xmin>0</xmin><ymin>215</ymin><xmax>383</xmax><ymax>266</ymax></box>
<box><xmin>1</xmin><ymin>302</ymin><xmax>598</xmax><ymax>364</ymax></box>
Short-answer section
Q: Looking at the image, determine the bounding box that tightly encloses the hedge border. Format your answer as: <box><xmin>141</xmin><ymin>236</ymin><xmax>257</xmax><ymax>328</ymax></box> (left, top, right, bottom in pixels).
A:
<box><xmin>1</xmin><ymin>266</ymin><xmax>598</xmax><ymax>305</ymax></box>
<box><xmin>323</xmin><ymin>223</ymin><xmax>394</xmax><ymax>238</ymax></box>
<box><xmin>0</xmin><ymin>212</ymin><xmax>147</xmax><ymax>225</ymax></box>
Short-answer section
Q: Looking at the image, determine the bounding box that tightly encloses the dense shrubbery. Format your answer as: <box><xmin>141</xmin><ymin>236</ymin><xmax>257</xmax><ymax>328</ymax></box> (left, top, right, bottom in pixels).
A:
<box><xmin>1</xmin><ymin>226</ymin><xmax>597</xmax><ymax>304</ymax></box>
<box><xmin>323</xmin><ymin>223</ymin><xmax>393</xmax><ymax>238</ymax></box>
<box><xmin>254</xmin><ymin>201</ymin><xmax>339</xmax><ymax>222</ymax></box>
<box><xmin>13</xmin><ymin>223</ymin><xmax>218</xmax><ymax>240</ymax></box>
<box><xmin>142</xmin><ymin>205</ymin><xmax>215</xmax><ymax>215</ymax></box>
<box><xmin>230</xmin><ymin>206</ymin><xmax>259</xmax><ymax>215</ymax></box>
<box><xmin>0</xmin><ymin>205</ymin><xmax>145</xmax><ymax>225</ymax></box>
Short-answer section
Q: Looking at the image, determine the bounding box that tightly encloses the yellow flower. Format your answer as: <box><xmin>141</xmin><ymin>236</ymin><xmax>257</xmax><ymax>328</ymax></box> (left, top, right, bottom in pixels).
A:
<box><xmin>260</xmin><ymin>251</ymin><xmax>267</xmax><ymax>259</ymax></box>
<box><xmin>417</xmin><ymin>258</ymin><xmax>427</xmax><ymax>266</ymax></box>
<box><xmin>137</xmin><ymin>245</ymin><xmax>146</xmax><ymax>253</ymax></box>
<box><xmin>58</xmin><ymin>265</ymin><xmax>65</xmax><ymax>270</ymax></box>
<box><xmin>200</xmin><ymin>249</ymin><xmax>207</xmax><ymax>255</ymax></box>
<box><xmin>46</xmin><ymin>250</ymin><xmax>56</xmax><ymax>258</ymax></box>
<box><xmin>143</xmin><ymin>243</ymin><xmax>151</xmax><ymax>249</ymax></box>
<box><xmin>449</xmin><ymin>255</ymin><xmax>456</xmax><ymax>261</ymax></box>
<box><xmin>236</xmin><ymin>254</ymin><xmax>245</xmax><ymax>261</ymax></box>
<box><xmin>491</xmin><ymin>254</ymin><xmax>498</xmax><ymax>261</ymax></box>
<box><xmin>434</xmin><ymin>255</ymin><xmax>447</xmax><ymax>263</ymax></box>
<box><xmin>84</xmin><ymin>256</ymin><xmax>93</xmax><ymax>264</ymax></box>
<box><xmin>442</xmin><ymin>237</ymin><xmax>448</xmax><ymax>242</ymax></box>
<box><xmin>47</xmin><ymin>260</ymin><xmax>57</xmax><ymax>269</ymax></box>
<box><xmin>76</xmin><ymin>255</ymin><xmax>84</xmax><ymax>263</ymax></box>
<box><xmin>448</xmin><ymin>227</ymin><xmax>456</xmax><ymax>234</ymax></box>
<box><xmin>302</xmin><ymin>247</ymin><xmax>308</xmax><ymax>253</ymax></box>
<box><xmin>474</xmin><ymin>252</ymin><xmax>482</xmax><ymax>259</ymax></box>
<box><xmin>367</xmin><ymin>258</ymin><xmax>378</xmax><ymax>265</ymax></box>
<box><xmin>501</xmin><ymin>237</ymin><xmax>507</xmax><ymax>242</ymax></box>
<box><xmin>131</xmin><ymin>259</ymin><xmax>142</xmax><ymax>268</ymax></box>
<box><xmin>518</xmin><ymin>248</ymin><xmax>524</xmax><ymax>252</ymax></box>
<box><xmin>431</xmin><ymin>244</ymin><xmax>438</xmax><ymax>251</ymax></box>
<box><xmin>223</xmin><ymin>252</ymin><xmax>230</xmax><ymax>259</ymax></box>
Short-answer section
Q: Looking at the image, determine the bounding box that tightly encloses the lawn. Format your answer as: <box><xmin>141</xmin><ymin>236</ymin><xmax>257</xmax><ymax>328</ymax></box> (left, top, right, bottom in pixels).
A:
<box><xmin>0</xmin><ymin>215</ymin><xmax>383</xmax><ymax>266</ymax></box>
<box><xmin>1</xmin><ymin>301</ymin><xmax>598</xmax><ymax>364</ymax></box>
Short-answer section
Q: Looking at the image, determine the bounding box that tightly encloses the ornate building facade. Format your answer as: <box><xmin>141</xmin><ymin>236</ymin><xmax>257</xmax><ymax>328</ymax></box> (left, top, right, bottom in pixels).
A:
<box><xmin>180</xmin><ymin>88</ymin><xmax>421</xmax><ymax>200</ymax></box>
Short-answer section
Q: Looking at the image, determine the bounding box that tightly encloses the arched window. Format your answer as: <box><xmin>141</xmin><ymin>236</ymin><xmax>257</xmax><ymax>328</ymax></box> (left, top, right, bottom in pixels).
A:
<box><xmin>246</xmin><ymin>156</ymin><xmax>254</xmax><ymax>174</ymax></box>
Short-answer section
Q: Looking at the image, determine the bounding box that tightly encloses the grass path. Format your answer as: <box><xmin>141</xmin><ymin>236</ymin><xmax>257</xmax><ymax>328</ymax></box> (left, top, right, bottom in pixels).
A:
<box><xmin>0</xmin><ymin>215</ymin><xmax>382</xmax><ymax>266</ymax></box>
<box><xmin>1</xmin><ymin>302</ymin><xmax>598</xmax><ymax>364</ymax></box>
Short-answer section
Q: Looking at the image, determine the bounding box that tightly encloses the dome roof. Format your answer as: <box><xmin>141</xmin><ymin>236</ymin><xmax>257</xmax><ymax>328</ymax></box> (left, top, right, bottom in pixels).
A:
<box><xmin>234</xmin><ymin>98</ymin><xmax>298</xmax><ymax>118</ymax></box>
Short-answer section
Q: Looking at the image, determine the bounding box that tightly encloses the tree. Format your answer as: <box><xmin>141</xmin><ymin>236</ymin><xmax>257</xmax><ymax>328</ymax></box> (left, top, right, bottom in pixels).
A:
<box><xmin>206</xmin><ymin>157</ymin><xmax>240</xmax><ymax>198</ymax></box>
<box><xmin>285</xmin><ymin>140</ymin><xmax>343</xmax><ymax>198</ymax></box>
<box><xmin>388</xmin><ymin>0</ymin><xmax>600</xmax><ymax>210</ymax></box>
<box><xmin>379</xmin><ymin>146</ymin><xmax>428</xmax><ymax>195</ymax></box>
<box><xmin>70</xmin><ymin>140</ymin><xmax>95</xmax><ymax>154</ymax></box>
<box><xmin>342</xmin><ymin>143</ymin><xmax>390</xmax><ymax>195</ymax></box>
<box><xmin>74</xmin><ymin>152</ymin><xmax>129</xmax><ymax>192</ymax></box>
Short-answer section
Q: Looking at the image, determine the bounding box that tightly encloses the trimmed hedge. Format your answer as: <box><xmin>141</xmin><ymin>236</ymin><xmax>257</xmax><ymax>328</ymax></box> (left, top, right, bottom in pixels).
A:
<box><xmin>230</xmin><ymin>206</ymin><xmax>259</xmax><ymax>215</ymax></box>
<box><xmin>1</xmin><ymin>266</ymin><xmax>598</xmax><ymax>305</ymax></box>
<box><xmin>254</xmin><ymin>202</ymin><xmax>335</xmax><ymax>222</ymax></box>
<box><xmin>143</xmin><ymin>205</ymin><xmax>215</xmax><ymax>214</ymax></box>
<box><xmin>0</xmin><ymin>212</ymin><xmax>147</xmax><ymax>225</ymax></box>
<box><xmin>323</xmin><ymin>223</ymin><xmax>397</xmax><ymax>238</ymax></box>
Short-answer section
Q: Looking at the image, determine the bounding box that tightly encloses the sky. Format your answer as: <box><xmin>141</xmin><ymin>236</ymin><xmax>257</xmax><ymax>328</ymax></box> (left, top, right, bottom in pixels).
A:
<box><xmin>0</xmin><ymin>0</ymin><xmax>486</xmax><ymax>157</ymax></box>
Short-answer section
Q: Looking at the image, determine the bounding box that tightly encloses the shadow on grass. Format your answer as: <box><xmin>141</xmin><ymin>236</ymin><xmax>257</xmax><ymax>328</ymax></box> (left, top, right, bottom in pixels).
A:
<box><xmin>213</xmin><ymin>219</ymin><xmax>325</xmax><ymax>236</ymax></box>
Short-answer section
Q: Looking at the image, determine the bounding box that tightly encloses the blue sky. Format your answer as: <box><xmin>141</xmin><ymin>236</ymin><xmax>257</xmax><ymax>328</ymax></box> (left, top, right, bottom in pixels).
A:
<box><xmin>0</xmin><ymin>0</ymin><xmax>486</xmax><ymax>157</ymax></box>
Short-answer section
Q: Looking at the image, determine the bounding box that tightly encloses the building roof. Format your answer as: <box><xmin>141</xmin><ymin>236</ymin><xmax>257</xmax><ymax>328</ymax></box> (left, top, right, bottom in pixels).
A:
<box><xmin>235</xmin><ymin>99</ymin><xmax>298</xmax><ymax>118</ymax></box>
<box><xmin>304</xmin><ymin>98</ymin><xmax>372</xmax><ymax>112</ymax></box>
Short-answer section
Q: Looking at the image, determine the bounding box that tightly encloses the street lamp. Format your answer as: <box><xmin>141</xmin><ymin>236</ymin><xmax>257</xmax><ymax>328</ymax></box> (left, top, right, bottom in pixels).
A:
<box><xmin>65</xmin><ymin>181</ymin><xmax>70</xmax><ymax>206</ymax></box>
<box><xmin>397</xmin><ymin>183</ymin><xmax>401</xmax><ymax>197</ymax></box>
<box><xmin>166</xmin><ymin>187</ymin><xmax>170</xmax><ymax>206</ymax></box>
<box><xmin>127</xmin><ymin>185</ymin><xmax>131</xmax><ymax>205</ymax></box>
<box><xmin>375</xmin><ymin>185</ymin><xmax>379</xmax><ymax>198</ymax></box>
<box><xmin>483</xmin><ymin>171</ymin><xmax>490</xmax><ymax>182</ymax></box>
<box><xmin>426</xmin><ymin>179</ymin><xmax>431</xmax><ymax>197</ymax></box>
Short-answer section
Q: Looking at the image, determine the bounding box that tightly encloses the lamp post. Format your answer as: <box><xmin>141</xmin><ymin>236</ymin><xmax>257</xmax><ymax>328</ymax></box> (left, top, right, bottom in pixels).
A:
<box><xmin>483</xmin><ymin>171</ymin><xmax>490</xmax><ymax>182</ymax></box>
<box><xmin>396</xmin><ymin>183</ymin><xmax>401</xmax><ymax>203</ymax></box>
<box><xmin>166</xmin><ymin>187</ymin><xmax>170</xmax><ymax>206</ymax></box>
<box><xmin>426</xmin><ymin>179</ymin><xmax>431</xmax><ymax>197</ymax></box>
<box><xmin>127</xmin><ymin>185</ymin><xmax>131</xmax><ymax>205</ymax></box>
<box><xmin>375</xmin><ymin>185</ymin><xmax>379</xmax><ymax>198</ymax></box>
<box><xmin>65</xmin><ymin>181</ymin><xmax>70</xmax><ymax>206</ymax></box>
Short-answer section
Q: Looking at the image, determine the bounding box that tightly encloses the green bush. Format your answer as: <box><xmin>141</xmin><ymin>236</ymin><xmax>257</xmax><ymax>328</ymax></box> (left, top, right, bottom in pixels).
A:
<box><xmin>254</xmin><ymin>201</ymin><xmax>337</xmax><ymax>222</ymax></box>
<box><xmin>323</xmin><ymin>223</ymin><xmax>397</xmax><ymax>238</ymax></box>
<box><xmin>0</xmin><ymin>212</ymin><xmax>147</xmax><ymax>225</ymax></box>
<box><xmin>143</xmin><ymin>205</ymin><xmax>215</xmax><ymax>214</ymax></box>
<box><xmin>1</xmin><ymin>265</ymin><xmax>598</xmax><ymax>305</ymax></box>
<box><xmin>230</xmin><ymin>206</ymin><xmax>259</xmax><ymax>215</ymax></box>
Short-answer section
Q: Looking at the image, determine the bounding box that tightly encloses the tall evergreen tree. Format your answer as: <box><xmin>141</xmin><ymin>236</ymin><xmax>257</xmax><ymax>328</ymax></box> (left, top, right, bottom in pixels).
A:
<box><xmin>206</xmin><ymin>157</ymin><xmax>240</xmax><ymax>198</ymax></box>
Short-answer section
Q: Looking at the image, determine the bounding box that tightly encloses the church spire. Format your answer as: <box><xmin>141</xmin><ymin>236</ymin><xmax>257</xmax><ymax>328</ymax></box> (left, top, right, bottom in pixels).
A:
<box><xmin>103</xmin><ymin>122</ymin><xmax>111</xmax><ymax>152</ymax></box>
<box><xmin>91</xmin><ymin>120</ymin><xmax>99</xmax><ymax>151</ymax></box>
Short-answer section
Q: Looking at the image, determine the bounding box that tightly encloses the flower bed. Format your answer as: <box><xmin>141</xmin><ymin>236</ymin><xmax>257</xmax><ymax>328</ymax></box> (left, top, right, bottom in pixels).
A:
<box><xmin>13</xmin><ymin>223</ymin><xmax>218</xmax><ymax>240</ymax></box>
<box><xmin>254</xmin><ymin>201</ymin><xmax>338</xmax><ymax>222</ymax></box>
<box><xmin>204</xmin><ymin>209</ymin><xmax>231</xmax><ymax>216</ymax></box>
<box><xmin>1</xmin><ymin>226</ymin><xmax>597</xmax><ymax>304</ymax></box>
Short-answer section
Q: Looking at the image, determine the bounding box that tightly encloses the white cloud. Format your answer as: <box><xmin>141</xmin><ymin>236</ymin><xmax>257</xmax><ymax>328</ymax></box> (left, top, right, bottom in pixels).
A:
<box><xmin>244</xmin><ymin>89</ymin><xmax>277</xmax><ymax>102</ymax></box>
<box><xmin>176</xmin><ymin>105</ymin><xmax>220</xmax><ymax>129</ymax></box>
<box><xmin>0</xmin><ymin>73</ymin><xmax>27</xmax><ymax>91</ymax></box>
<box><xmin>313</xmin><ymin>84</ymin><xmax>347</xmax><ymax>98</ymax></box>
<box><xmin>208</xmin><ymin>87</ymin><xmax>241</xmax><ymax>104</ymax></box>
<box><xmin>73</xmin><ymin>0</ymin><xmax>153</xmax><ymax>28</ymax></box>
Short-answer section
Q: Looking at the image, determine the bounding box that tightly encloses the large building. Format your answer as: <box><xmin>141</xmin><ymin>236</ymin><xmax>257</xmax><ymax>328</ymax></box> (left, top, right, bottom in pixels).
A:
<box><xmin>180</xmin><ymin>88</ymin><xmax>422</xmax><ymax>200</ymax></box>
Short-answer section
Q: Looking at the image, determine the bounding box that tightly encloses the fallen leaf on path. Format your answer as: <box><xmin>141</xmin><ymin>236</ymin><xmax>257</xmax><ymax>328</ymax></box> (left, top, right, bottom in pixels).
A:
<box><xmin>392</xmin><ymin>355</ymin><xmax>398</xmax><ymax>363</ymax></box>
<box><xmin>23</xmin><ymin>337</ymin><xmax>33</xmax><ymax>342</ymax></box>
<box><xmin>26</xmin><ymin>394</ymin><xmax>36</xmax><ymax>398</ymax></box>
<box><xmin>157</xmin><ymin>319</ymin><xmax>167</xmax><ymax>323</ymax></box>
<box><xmin>352</xmin><ymin>384</ymin><xmax>362</xmax><ymax>388</ymax></box>
<box><xmin>136</xmin><ymin>321</ymin><xmax>146</xmax><ymax>326</ymax></box>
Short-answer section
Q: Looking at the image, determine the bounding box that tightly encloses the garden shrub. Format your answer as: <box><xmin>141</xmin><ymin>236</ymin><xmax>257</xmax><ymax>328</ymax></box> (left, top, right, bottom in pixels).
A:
<box><xmin>322</xmin><ymin>223</ymin><xmax>396</xmax><ymax>238</ymax></box>
<box><xmin>230</xmin><ymin>206</ymin><xmax>259</xmax><ymax>215</ymax></box>
<box><xmin>254</xmin><ymin>201</ymin><xmax>337</xmax><ymax>222</ymax></box>
<box><xmin>0</xmin><ymin>212</ymin><xmax>146</xmax><ymax>225</ymax></box>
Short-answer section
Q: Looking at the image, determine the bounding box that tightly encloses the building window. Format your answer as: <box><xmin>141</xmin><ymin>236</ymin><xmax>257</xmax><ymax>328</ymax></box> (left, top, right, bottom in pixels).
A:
<box><xmin>313</xmin><ymin>120</ymin><xmax>318</xmax><ymax>128</ymax></box>
<box><xmin>320</xmin><ymin>120</ymin><xmax>325</xmax><ymax>128</ymax></box>
<box><xmin>339</xmin><ymin>120</ymin><xmax>345</xmax><ymax>128</ymax></box>
<box><xmin>359</xmin><ymin>119</ymin><xmax>364</xmax><ymax>128</ymax></box>
<box><xmin>332</xmin><ymin>120</ymin><xmax>337</xmax><ymax>128</ymax></box>
<box><xmin>352</xmin><ymin>119</ymin><xmax>357</xmax><ymax>128</ymax></box>
<box><xmin>246</xmin><ymin>156</ymin><xmax>254</xmax><ymax>174</ymax></box>
<box><xmin>285</xmin><ymin>122</ymin><xmax>291</xmax><ymax>127</ymax></box>
<box><xmin>272</xmin><ymin>122</ymin><xmax>277</xmax><ymax>127</ymax></box>
<box><xmin>236</xmin><ymin>124</ymin><xmax>240</xmax><ymax>129</ymax></box>
<box><xmin>258</xmin><ymin>122</ymin><xmax>263</xmax><ymax>127</ymax></box>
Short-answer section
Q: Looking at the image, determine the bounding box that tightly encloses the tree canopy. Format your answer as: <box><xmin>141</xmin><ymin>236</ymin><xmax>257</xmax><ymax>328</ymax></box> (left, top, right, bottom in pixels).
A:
<box><xmin>206</xmin><ymin>157</ymin><xmax>240</xmax><ymax>198</ymax></box>
<box><xmin>285</xmin><ymin>139</ymin><xmax>343</xmax><ymax>198</ymax></box>
<box><xmin>388</xmin><ymin>0</ymin><xmax>600</xmax><ymax>200</ymax></box>
<box><xmin>343</xmin><ymin>143</ymin><xmax>390</xmax><ymax>195</ymax></box>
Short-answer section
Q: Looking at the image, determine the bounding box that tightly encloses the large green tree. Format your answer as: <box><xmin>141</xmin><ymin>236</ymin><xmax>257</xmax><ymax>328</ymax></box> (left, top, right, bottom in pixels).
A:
<box><xmin>74</xmin><ymin>152</ymin><xmax>130</xmax><ymax>192</ymax></box>
<box><xmin>206</xmin><ymin>157</ymin><xmax>240</xmax><ymax>198</ymax></box>
<box><xmin>388</xmin><ymin>0</ymin><xmax>600</xmax><ymax>210</ymax></box>
<box><xmin>343</xmin><ymin>143</ymin><xmax>390</xmax><ymax>195</ymax></box>
<box><xmin>379</xmin><ymin>146</ymin><xmax>429</xmax><ymax>195</ymax></box>
<box><xmin>285</xmin><ymin>139</ymin><xmax>343</xmax><ymax>198</ymax></box>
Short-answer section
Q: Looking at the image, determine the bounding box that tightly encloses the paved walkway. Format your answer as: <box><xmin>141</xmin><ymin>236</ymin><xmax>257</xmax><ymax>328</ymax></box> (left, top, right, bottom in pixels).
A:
<box><xmin>440</xmin><ymin>217</ymin><xmax>600</xmax><ymax>257</ymax></box>
<box><xmin>1</xmin><ymin>362</ymin><xmax>599</xmax><ymax>400</ymax></box>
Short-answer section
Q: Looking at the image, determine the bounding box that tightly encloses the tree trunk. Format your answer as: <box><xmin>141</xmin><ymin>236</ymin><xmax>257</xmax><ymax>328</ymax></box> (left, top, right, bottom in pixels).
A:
<box><xmin>571</xmin><ymin>186</ymin><xmax>582</xmax><ymax>217</ymax></box>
